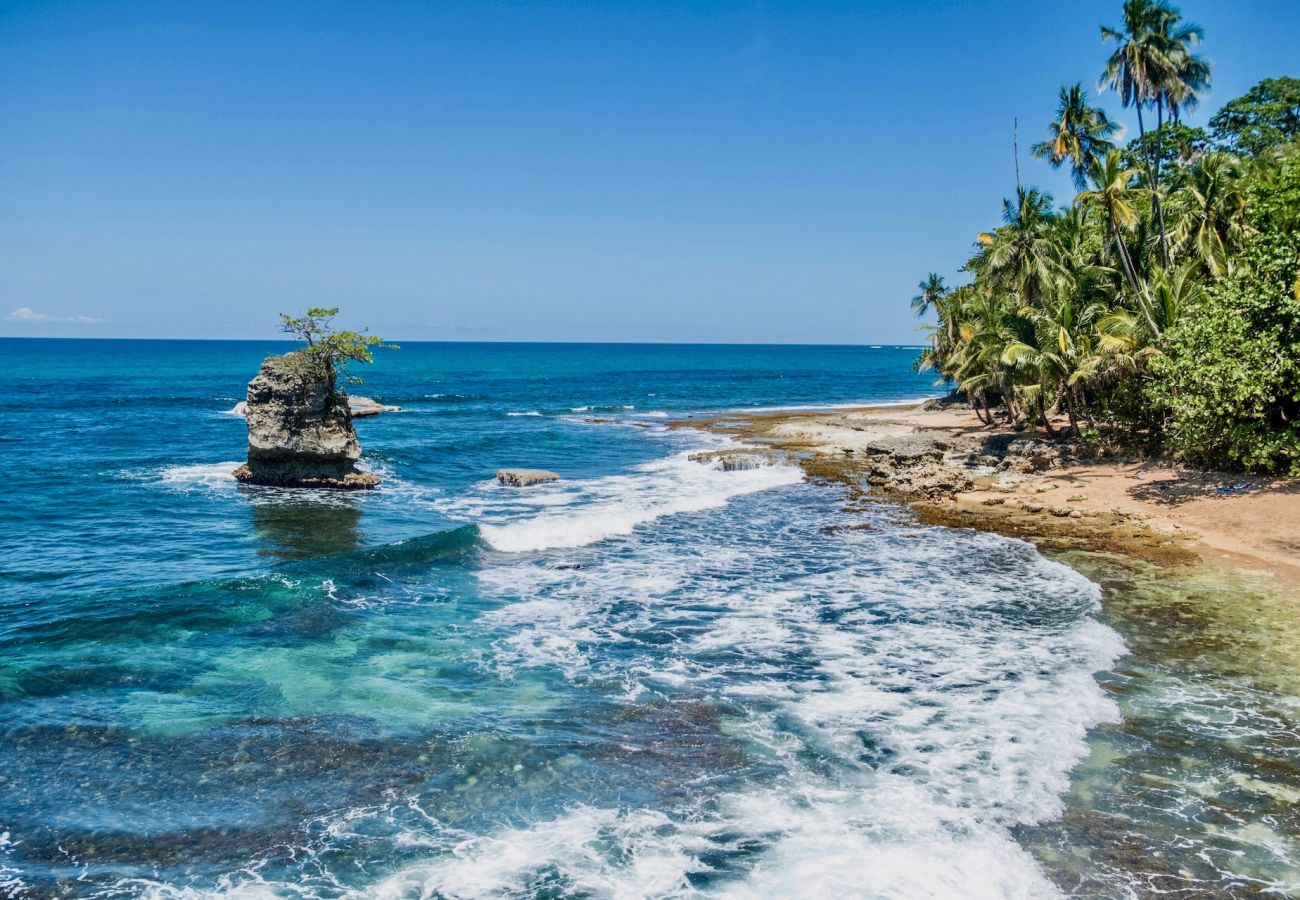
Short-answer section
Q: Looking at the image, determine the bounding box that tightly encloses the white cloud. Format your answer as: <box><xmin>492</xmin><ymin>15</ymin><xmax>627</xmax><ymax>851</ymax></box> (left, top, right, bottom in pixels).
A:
<box><xmin>5</xmin><ymin>306</ymin><xmax>107</xmax><ymax>324</ymax></box>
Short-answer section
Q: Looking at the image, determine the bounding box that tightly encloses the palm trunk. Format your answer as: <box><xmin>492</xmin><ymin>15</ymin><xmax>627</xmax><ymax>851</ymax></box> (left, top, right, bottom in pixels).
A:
<box><xmin>1039</xmin><ymin>395</ymin><xmax>1057</xmax><ymax>438</ymax></box>
<box><xmin>1063</xmin><ymin>390</ymin><xmax>1080</xmax><ymax>435</ymax></box>
<box><xmin>1106</xmin><ymin>199</ymin><xmax>1162</xmax><ymax>338</ymax></box>
<box><xmin>1152</xmin><ymin>97</ymin><xmax>1171</xmax><ymax>267</ymax></box>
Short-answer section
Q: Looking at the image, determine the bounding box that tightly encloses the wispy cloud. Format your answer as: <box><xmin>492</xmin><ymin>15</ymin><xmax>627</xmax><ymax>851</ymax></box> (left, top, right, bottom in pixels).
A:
<box><xmin>5</xmin><ymin>306</ymin><xmax>107</xmax><ymax>324</ymax></box>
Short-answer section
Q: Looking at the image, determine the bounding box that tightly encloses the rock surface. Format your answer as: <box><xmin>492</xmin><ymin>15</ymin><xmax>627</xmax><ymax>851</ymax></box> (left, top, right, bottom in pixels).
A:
<box><xmin>232</xmin><ymin>351</ymin><xmax>379</xmax><ymax>489</ymax></box>
<box><xmin>859</xmin><ymin>434</ymin><xmax>973</xmax><ymax>499</ymax></box>
<box><xmin>497</xmin><ymin>468</ymin><xmax>560</xmax><ymax>487</ymax></box>
<box><xmin>687</xmin><ymin>451</ymin><xmax>769</xmax><ymax>471</ymax></box>
<box><xmin>349</xmin><ymin>396</ymin><xmax>401</xmax><ymax>418</ymax></box>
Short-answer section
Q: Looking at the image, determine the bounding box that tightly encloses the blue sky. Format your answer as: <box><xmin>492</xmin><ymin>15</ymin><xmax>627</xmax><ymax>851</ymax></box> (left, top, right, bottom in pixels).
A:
<box><xmin>2</xmin><ymin>0</ymin><xmax>1297</xmax><ymax>343</ymax></box>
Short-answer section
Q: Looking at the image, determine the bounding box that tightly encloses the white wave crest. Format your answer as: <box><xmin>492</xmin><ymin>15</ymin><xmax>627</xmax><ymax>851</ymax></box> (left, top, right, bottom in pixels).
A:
<box><xmin>460</xmin><ymin>452</ymin><xmax>801</xmax><ymax>553</ymax></box>
<box><xmin>159</xmin><ymin>462</ymin><xmax>243</xmax><ymax>487</ymax></box>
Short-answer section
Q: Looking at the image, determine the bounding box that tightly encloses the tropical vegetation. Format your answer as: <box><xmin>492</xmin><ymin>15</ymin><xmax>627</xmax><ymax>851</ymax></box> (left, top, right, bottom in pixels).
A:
<box><xmin>912</xmin><ymin>1</ymin><xmax>1300</xmax><ymax>474</ymax></box>
<box><xmin>280</xmin><ymin>307</ymin><xmax>393</xmax><ymax>386</ymax></box>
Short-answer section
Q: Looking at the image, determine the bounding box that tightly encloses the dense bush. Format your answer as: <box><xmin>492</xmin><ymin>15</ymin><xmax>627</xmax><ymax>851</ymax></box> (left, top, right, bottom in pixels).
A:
<box><xmin>1152</xmin><ymin>153</ymin><xmax>1300</xmax><ymax>473</ymax></box>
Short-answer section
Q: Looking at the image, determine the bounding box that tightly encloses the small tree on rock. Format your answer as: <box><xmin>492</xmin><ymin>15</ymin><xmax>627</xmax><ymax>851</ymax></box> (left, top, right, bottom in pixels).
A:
<box><xmin>279</xmin><ymin>307</ymin><xmax>394</xmax><ymax>388</ymax></box>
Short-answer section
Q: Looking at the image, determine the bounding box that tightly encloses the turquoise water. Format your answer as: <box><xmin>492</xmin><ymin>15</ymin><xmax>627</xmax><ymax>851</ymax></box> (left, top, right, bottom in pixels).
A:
<box><xmin>4</xmin><ymin>338</ymin><xmax>1268</xmax><ymax>898</ymax></box>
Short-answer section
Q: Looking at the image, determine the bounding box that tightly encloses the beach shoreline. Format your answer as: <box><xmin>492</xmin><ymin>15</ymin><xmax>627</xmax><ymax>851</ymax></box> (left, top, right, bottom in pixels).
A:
<box><xmin>675</xmin><ymin>400</ymin><xmax>1300</xmax><ymax>584</ymax></box>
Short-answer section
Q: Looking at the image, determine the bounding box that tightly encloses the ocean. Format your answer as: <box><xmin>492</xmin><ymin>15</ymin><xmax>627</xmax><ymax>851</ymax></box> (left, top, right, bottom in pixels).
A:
<box><xmin>1</xmin><ymin>339</ymin><xmax>1296</xmax><ymax>898</ymax></box>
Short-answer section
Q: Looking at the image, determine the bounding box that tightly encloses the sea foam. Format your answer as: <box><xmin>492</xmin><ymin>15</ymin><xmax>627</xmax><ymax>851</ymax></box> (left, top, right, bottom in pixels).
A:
<box><xmin>450</xmin><ymin>450</ymin><xmax>801</xmax><ymax>553</ymax></box>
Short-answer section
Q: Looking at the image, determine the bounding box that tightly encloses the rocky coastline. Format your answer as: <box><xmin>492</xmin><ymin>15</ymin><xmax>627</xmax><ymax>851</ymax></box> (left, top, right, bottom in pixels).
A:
<box><xmin>677</xmin><ymin>401</ymin><xmax>1300</xmax><ymax>578</ymax></box>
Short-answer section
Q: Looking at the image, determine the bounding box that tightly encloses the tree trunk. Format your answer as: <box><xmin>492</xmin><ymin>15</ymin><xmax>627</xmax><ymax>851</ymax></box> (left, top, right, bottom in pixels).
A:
<box><xmin>1063</xmin><ymin>390</ymin><xmax>1080</xmax><ymax>435</ymax></box>
<box><xmin>1153</xmin><ymin>97</ymin><xmax>1171</xmax><ymax>267</ymax></box>
<box><xmin>1040</xmin><ymin>396</ymin><xmax>1057</xmax><ymax>438</ymax></box>
<box><xmin>1107</xmin><ymin>199</ymin><xmax>1162</xmax><ymax>338</ymax></box>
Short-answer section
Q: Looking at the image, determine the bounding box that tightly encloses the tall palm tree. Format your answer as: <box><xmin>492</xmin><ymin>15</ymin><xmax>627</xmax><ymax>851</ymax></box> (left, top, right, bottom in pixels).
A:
<box><xmin>1032</xmin><ymin>83</ymin><xmax>1121</xmax><ymax>190</ymax></box>
<box><xmin>911</xmin><ymin>274</ymin><xmax>948</xmax><ymax>317</ymax></box>
<box><xmin>1169</xmin><ymin>151</ymin><xmax>1253</xmax><ymax>277</ymax></box>
<box><xmin>983</xmin><ymin>188</ymin><xmax>1060</xmax><ymax>309</ymax></box>
<box><xmin>1154</xmin><ymin>9</ymin><xmax>1209</xmax><ymax>126</ymax></box>
<box><xmin>1077</xmin><ymin>151</ymin><xmax>1161</xmax><ymax>336</ymax></box>
<box><xmin>1100</xmin><ymin>0</ymin><xmax>1199</xmax><ymax>266</ymax></box>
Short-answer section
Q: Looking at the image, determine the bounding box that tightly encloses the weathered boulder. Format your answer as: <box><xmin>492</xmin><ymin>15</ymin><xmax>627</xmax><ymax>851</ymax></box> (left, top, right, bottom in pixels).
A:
<box><xmin>497</xmin><ymin>468</ymin><xmax>560</xmax><ymax>487</ymax></box>
<box><xmin>232</xmin><ymin>351</ymin><xmax>379</xmax><ymax>489</ymax></box>
<box><xmin>718</xmin><ymin>454</ymin><xmax>765</xmax><ymax>472</ymax></box>
<box><xmin>858</xmin><ymin>434</ymin><xmax>973</xmax><ymax>499</ymax></box>
<box><xmin>349</xmin><ymin>396</ymin><xmax>401</xmax><ymax>418</ymax></box>
<box><xmin>687</xmin><ymin>451</ymin><xmax>767</xmax><ymax>471</ymax></box>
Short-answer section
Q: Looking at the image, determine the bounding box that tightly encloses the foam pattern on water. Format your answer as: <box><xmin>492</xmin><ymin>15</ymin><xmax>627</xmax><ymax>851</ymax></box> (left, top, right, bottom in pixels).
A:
<box><xmin>94</xmin><ymin>481</ymin><xmax>1124</xmax><ymax>899</ymax></box>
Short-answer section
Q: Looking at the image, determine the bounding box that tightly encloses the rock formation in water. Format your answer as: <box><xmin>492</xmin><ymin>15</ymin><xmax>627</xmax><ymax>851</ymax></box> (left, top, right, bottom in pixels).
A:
<box><xmin>496</xmin><ymin>468</ymin><xmax>560</xmax><ymax>487</ymax></box>
<box><xmin>348</xmin><ymin>396</ymin><xmax>401</xmax><ymax>417</ymax></box>
<box><xmin>233</xmin><ymin>351</ymin><xmax>379</xmax><ymax>489</ymax></box>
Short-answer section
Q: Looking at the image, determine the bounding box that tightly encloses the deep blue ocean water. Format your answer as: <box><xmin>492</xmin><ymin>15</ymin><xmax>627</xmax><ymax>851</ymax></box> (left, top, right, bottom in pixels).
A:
<box><xmin>3</xmin><ymin>339</ymin><xmax>1294</xmax><ymax>898</ymax></box>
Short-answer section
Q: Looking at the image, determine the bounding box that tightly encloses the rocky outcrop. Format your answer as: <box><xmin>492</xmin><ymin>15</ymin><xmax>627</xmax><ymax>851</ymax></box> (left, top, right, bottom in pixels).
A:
<box><xmin>997</xmin><ymin>438</ymin><xmax>1074</xmax><ymax>474</ymax></box>
<box><xmin>497</xmin><ymin>468</ymin><xmax>560</xmax><ymax>487</ymax></box>
<box><xmin>860</xmin><ymin>435</ymin><xmax>973</xmax><ymax>499</ymax></box>
<box><xmin>349</xmin><ymin>396</ymin><xmax>401</xmax><ymax>418</ymax></box>
<box><xmin>232</xmin><ymin>351</ymin><xmax>379</xmax><ymax>489</ymax></box>
<box><xmin>687</xmin><ymin>451</ymin><xmax>769</xmax><ymax>471</ymax></box>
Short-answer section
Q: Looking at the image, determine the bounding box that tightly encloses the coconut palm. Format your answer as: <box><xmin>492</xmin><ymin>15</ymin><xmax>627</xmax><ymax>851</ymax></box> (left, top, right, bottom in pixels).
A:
<box><xmin>1076</xmin><ymin>151</ymin><xmax>1160</xmax><ymax>336</ymax></box>
<box><xmin>983</xmin><ymin>188</ymin><xmax>1061</xmax><ymax>309</ymax></box>
<box><xmin>1154</xmin><ymin>9</ymin><xmax>1209</xmax><ymax>125</ymax></box>
<box><xmin>1001</xmin><ymin>296</ymin><xmax>1108</xmax><ymax>434</ymax></box>
<box><xmin>911</xmin><ymin>274</ymin><xmax>949</xmax><ymax>318</ymax></box>
<box><xmin>1168</xmin><ymin>151</ymin><xmax>1253</xmax><ymax>277</ymax></box>
<box><xmin>1032</xmin><ymin>83</ymin><xmax>1121</xmax><ymax>190</ymax></box>
<box><xmin>1101</xmin><ymin>0</ymin><xmax>1197</xmax><ymax>265</ymax></box>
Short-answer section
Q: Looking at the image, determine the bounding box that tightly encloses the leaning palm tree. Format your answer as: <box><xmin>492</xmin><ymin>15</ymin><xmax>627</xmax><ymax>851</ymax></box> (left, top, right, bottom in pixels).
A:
<box><xmin>1168</xmin><ymin>151</ymin><xmax>1253</xmax><ymax>278</ymax></box>
<box><xmin>1032</xmin><ymin>83</ymin><xmax>1121</xmax><ymax>190</ymax></box>
<box><xmin>912</xmin><ymin>273</ymin><xmax>955</xmax><ymax>351</ymax></box>
<box><xmin>911</xmin><ymin>274</ymin><xmax>949</xmax><ymax>317</ymax></box>
<box><xmin>1077</xmin><ymin>151</ymin><xmax>1161</xmax><ymax>336</ymax></box>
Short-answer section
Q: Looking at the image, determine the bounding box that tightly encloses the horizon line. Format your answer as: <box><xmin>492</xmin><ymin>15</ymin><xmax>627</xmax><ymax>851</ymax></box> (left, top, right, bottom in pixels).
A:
<box><xmin>0</xmin><ymin>335</ymin><xmax>929</xmax><ymax>348</ymax></box>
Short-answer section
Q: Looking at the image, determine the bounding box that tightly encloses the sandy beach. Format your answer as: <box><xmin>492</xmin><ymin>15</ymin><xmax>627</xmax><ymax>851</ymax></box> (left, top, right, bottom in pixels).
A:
<box><xmin>679</xmin><ymin>401</ymin><xmax>1300</xmax><ymax>583</ymax></box>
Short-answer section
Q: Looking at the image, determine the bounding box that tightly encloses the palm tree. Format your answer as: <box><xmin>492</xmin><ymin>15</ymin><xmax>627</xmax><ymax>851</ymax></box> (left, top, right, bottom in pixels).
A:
<box><xmin>1154</xmin><ymin>9</ymin><xmax>1210</xmax><ymax>126</ymax></box>
<box><xmin>1001</xmin><ymin>297</ymin><xmax>1108</xmax><ymax>434</ymax></box>
<box><xmin>983</xmin><ymin>188</ymin><xmax>1061</xmax><ymax>309</ymax></box>
<box><xmin>1169</xmin><ymin>151</ymin><xmax>1253</xmax><ymax>277</ymax></box>
<box><xmin>1098</xmin><ymin>261</ymin><xmax>1202</xmax><ymax>352</ymax></box>
<box><xmin>912</xmin><ymin>273</ymin><xmax>955</xmax><ymax>353</ymax></box>
<box><xmin>1077</xmin><ymin>150</ymin><xmax>1161</xmax><ymax>336</ymax></box>
<box><xmin>1101</xmin><ymin>0</ymin><xmax>1200</xmax><ymax>266</ymax></box>
<box><xmin>1032</xmin><ymin>83</ymin><xmax>1121</xmax><ymax>190</ymax></box>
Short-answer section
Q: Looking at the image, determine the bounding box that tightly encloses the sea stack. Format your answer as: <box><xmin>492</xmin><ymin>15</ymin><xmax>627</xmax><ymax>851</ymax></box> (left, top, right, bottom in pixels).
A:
<box><xmin>233</xmin><ymin>351</ymin><xmax>379</xmax><ymax>489</ymax></box>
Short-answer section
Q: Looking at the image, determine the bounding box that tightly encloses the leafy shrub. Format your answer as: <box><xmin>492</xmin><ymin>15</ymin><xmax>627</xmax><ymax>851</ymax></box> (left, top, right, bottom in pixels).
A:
<box><xmin>1151</xmin><ymin>150</ymin><xmax>1300</xmax><ymax>473</ymax></box>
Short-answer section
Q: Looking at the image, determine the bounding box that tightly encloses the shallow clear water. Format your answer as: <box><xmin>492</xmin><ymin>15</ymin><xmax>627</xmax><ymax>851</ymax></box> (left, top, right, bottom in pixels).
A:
<box><xmin>2</xmin><ymin>339</ymin><xmax>1297</xmax><ymax>898</ymax></box>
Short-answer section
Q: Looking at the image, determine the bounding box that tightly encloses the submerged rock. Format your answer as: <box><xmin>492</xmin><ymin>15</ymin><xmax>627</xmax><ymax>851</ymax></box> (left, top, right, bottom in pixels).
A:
<box><xmin>232</xmin><ymin>351</ymin><xmax>379</xmax><ymax>490</ymax></box>
<box><xmin>497</xmin><ymin>468</ymin><xmax>560</xmax><ymax>487</ymax></box>
<box><xmin>349</xmin><ymin>396</ymin><xmax>401</xmax><ymax>418</ymax></box>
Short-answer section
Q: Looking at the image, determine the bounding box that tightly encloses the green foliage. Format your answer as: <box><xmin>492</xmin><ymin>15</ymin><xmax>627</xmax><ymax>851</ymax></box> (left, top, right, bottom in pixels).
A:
<box><xmin>1209</xmin><ymin>77</ymin><xmax>1300</xmax><ymax>156</ymax></box>
<box><xmin>909</xmin><ymin>1</ymin><xmax>1300</xmax><ymax>473</ymax></box>
<box><xmin>1150</xmin><ymin>151</ymin><xmax>1300</xmax><ymax>473</ymax></box>
<box><xmin>1123</xmin><ymin>122</ymin><xmax>1210</xmax><ymax>181</ymax></box>
<box><xmin>1032</xmin><ymin>83</ymin><xmax>1120</xmax><ymax>190</ymax></box>
<box><xmin>279</xmin><ymin>307</ymin><xmax>395</xmax><ymax>387</ymax></box>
